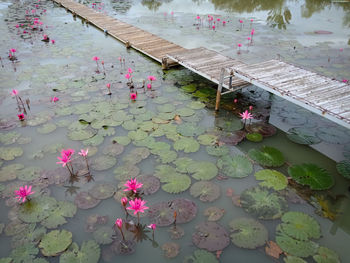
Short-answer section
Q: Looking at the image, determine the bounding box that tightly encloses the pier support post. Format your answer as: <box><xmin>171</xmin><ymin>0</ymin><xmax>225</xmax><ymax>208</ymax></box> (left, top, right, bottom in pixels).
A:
<box><xmin>125</xmin><ymin>41</ymin><xmax>131</xmax><ymax>48</ymax></box>
<box><xmin>161</xmin><ymin>57</ymin><xmax>168</xmax><ymax>70</ymax></box>
<box><xmin>215</xmin><ymin>68</ymin><xmax>225</xmax><ymax>111</ymax></box>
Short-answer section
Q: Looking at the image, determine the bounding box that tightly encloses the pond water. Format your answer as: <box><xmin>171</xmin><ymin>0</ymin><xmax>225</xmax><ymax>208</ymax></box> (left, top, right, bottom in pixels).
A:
<box><xmin>0</xmin><ymin>0</ymin><xmax>349</xmax><ymax>263</ymax></box>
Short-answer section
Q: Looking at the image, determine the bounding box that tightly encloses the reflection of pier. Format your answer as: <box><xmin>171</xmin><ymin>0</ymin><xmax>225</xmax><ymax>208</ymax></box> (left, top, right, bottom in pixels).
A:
<box><xmin>53</xmin><ymin>0</ymin><xmax>350</xmax><ymax>129</ymax></box>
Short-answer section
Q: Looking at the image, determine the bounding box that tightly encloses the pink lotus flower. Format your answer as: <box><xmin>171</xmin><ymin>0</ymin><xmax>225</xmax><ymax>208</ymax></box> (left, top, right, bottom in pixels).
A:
<box><xmin>10</xmin><ymin>49</ymin><xmax>16</xmax><ymax>53</ymax></box>
<box><xmin>223</xmin><ymin>21</ymin><xmax>226</xmax><ymax>25</ymax></box>
<box><xmin>128</xmin><ymin>68</ymin><xmax>133</xmax><ymax>74</ymax></box>
<box><xmin>239</xmin><ymin>110</ymin><xmax>253</xmax><ymax>120</ymax></box>
<box><xmin>121</xmin><ymin>197</ymin><xmax>128</xmax><ymax>206</ymax></box>
<box><xmin>250</xmin><ymin>19</ymin><xmax>254</xmax><ymax>22</ymax></box>
<box><xmin>115</xmin><ymin>218</ymin><xmax>123</xmax><ymax>229</ymax></box>
<box><xmin>11</xmin><ymin>89</ymin><xmax>18</xmax><ymax>96</ymax></box>
<box><xmin>78</xmin><ymin>148</ymin><xmax>88</xmax><ymax>157</ymax></box>
<box><xmin>147</xmin><ymin>223</ymin><xmax>156</xmax><ymax>230</ymax></box>
<box><xmin>50</xmin><ymin>97</ymin><xmax>59</xmax><ymax>102</ymax></box>
<box><xmin>212</xmin><ymin>25</ymin><xmax>216</xmax><ymax>30</ymax></box>
<box><xmin>125</xmin><ymin>73</ymin><xmax>131</xmax><ymax>80</ymax></box>
<box><xmin>106</xmin><ymin>83</ymin><xmax>111</xmax><ymax>88</ymax></box>
<box><xmin>217</xmin><ymin>18</ymin><xmax>221</xmax><ymax>22</ymax></box>
<box><xmin>92</xmin><ymin>56</ymin><xmax>100</xmax><ymax>61</ymax></box>
<box><xmin>238</xmin><ymin>43</ymin><xmax>242</xmax><ymax>47</ymax></box>
<box><xmin>101</xmin><ymin>60</ymin><xmax>104</xmax><ymax>65</ymax></box>
<box><xmin>148</xmin><ymin>76</ymin><xmax>156</xmax><ymax>81</ymax></box>
<box><xmin>17</xmin><ymin>114</ymin><xmax>25</xmax><ymax>121</ymax></box>
<box><xmin>61</xmin><ymin>149</ymin><xmax>75</xmax><ymax>158</ymax></box>
<box><xmin>124</xmin><ymin>178</ymin><xmax>143</xmax><ymax>193</ymax></box>
<box><xmin>248</xmin><ymin>37</ymin><xmax>251</xmax><ymax>41</ymax></box>
<box><xmin>239</xmin><ymin>19</ymin><xmax>243</xmax><ymax>23</ymax></box>
<box><xmin>15</xmin><ymin>24</ymin><xmax>19</xmax><ymax>28</ymax></box>
<box><xmin>43</xmin><ymin>34</ymin><xmax>48</xmax><ymax>40</ymax></box>
<box><xmin>249</xmin><ymin>105</ymin><xmax>253</xmax><ymax>111</ymax></box>
<box><xmin>15</xmin><ymin>185</ymin><xmax>35</xmax><ymax>203</ymax></box>
<box><xmin>118</xmin><ymin>57</ymin><xmax>122</xmax><ymax>62</ymax></box>
<box><xmin>130</xmin><ymin>93</ymin><xmax>137</xmax><ymax>101</ymax></box>
<box><xmin>126</xmin><ymin>198</ymin><xmax>149</xmax><ymax>215</ymax></box>
<box><xmin>56</xmin><ymin>154</ymin><xmax>72</xmax><ymax>167</ymax></box>
<box><xmin>147</xmin><ymin>83</ymin><xmax>152</xmax><ymax>89</ymax></box>
<box><xmin>51</xmin><ymin>39</ymin><xmax>55</xmax><ymax>44</ymax></box>
<box><xmin>342</xmin><ymin>79</ymin><xmax>348</xmax><ymax>83</ymax></box>
<box><xmin>196</xmin><ymin>16</ymin><xmax>200</xmax><ymax>20</ymax></box>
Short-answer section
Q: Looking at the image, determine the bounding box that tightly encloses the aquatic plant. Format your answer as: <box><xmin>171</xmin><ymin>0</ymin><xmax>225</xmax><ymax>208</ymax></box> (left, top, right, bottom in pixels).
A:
<box><xmin>124</xmin><ymin>178</ymin><xmax>143</xmax><ymax>193</ymax></box>
<box><xmin>51</xmin><ymin>39</ymin><xmax>55</xmax><ymax>44</ymax></box>
<box><xmin>239</xmin><ymin>109</ymin><xmax>253</xmax><ymax>127</ymax></box>
<box><xmin>115</xmin><ymin>218</ymin><xmax>125</xmax><ymax>241</ymax></box>
<box><xmin>50</xmin><ymin>97</ymin><xmax>59</xmax><ymax>102</ymax></box>
<box><xmin>130</xmin><ymin>92</ymin><xmax>137</xmax><ymax>101</ymax></box>
<box><xmin>147</xmin><ymin>223</ymin><xmax>156</xmax><ymax>239</ymax></box>
<box><xmin>14</xmin><ymin>185</ymin><xmax>34</xmax><ymax>203</ymax></box>
<box><xmin>92</xmin><ymin>56</ymin><xmax>100</xmax><ymax>72</ymax></box>
<box><xmin>106</xmin><ymin>83</ymin><xmax>111</xmax><ymax>95</ymax></box>
<box><xmin>17</xmin><ymin>114</ymin><xmax>25</xmax><ymax>121</ymax></box>
<box><xmin>8</xmin><ymin>48</ymin><xmax>17</xmax><ymax>61</ymax></box>
<box><xmin>237</xmin><ymin>43</ymin><xmax>242</xmax><ymax>54</ymax></box>
<box><xmin>56</xmin><ymin>149</ymin><xmax>75</xmax><ymax>176</ymax></box>
<box><xmin>127</xmin><ymin>198</ymin><xmax>149</xmax><ymax>224</ymax></box>
<box><xmin>42</xmin><ymin>34</ymin><xmax>49</xmax><ymax>42</ymax></box>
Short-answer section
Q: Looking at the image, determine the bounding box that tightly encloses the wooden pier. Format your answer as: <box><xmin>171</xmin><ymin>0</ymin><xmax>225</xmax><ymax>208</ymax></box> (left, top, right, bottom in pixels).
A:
<box><xmin>53</xmin><ymin>0</ymin><xmax>350</xmax><ymax>129</ymax></box>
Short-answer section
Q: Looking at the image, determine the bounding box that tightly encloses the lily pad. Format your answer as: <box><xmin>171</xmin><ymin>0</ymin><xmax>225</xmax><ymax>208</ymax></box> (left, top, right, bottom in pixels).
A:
<box><xmin>198</xmin><ymin>134</ymin><xmax>217</xmax><ymax>145</ymax></box>
<box><xmin>74</xmin><ymin>191</ymin><xmax>101</xmax><ymax>209</ymax></box>
<box><xmin>88</xmin><ymin>183</ymin><xmax>116</xmax><ymax>200</ymax></box>
<box><xmin>0</xmin><ymin>147</ymin><xmax>23</xmax><ymax>161</ymax></box>
<box><xmin>17</xmin><ymin>166</ymin><xmax>42</xmax><ymax>181</ymax></box>
<box><xmin>111</xmin><ymin>240</ymin><xmax>136</xmax><ymax>255</ymax></box>
<box><xmin>276</xmin><ymin>234</ymin><xmax>318</xmax><ymax>258</ymax></box>
<box><xmin>83</xmin><ymin>134</ymin><xmax>104</xmax><ymax>146</ymax></box>
<box><xmin>93</xmin><ymin>226</ymin><xmax>114</xmax><ymax>245</ymax></box>
<box><xmin>183</xmin><ymin>249</ymin><xmax>218</xmax><ymax>263</ymax></box>
<box><xmin>91</xmin><ymin>155</ymin><xmax>117</xmax><ymax>171</ymax></box>
<box><xmin>254</xmin><ymin>169</ymin><xmax>288</xmax><ymax>191</ymax></box>
<box><xmin>157</xmin><ymin>104</ymin><xmax>175</xmax><ymax>113</ymax></box>
<box><xmin>190</xmin><ymin>181</ymin><xmax>221</xmax><ymax>202</ymax></box>
<box><xmin>39</xmin><ymin>229</ymin><xmax>72</xmax><ymax>256</ymax></box>
<box><xmin>122</xmin><ymin>120</ymin><xmax>138</xmax><ymax>131</ymax></box>
<box><xmin>68</xmin><ymin>129</ymin><xmax>96</xmax><ymax>141</ymax></box>
<box><xmin>287</xmin><ymin>127</ymin><xmax>321</xmax><ymax>145</ymax></box>
<box><xmin>229</xmin><ymin>217</ymin><xmax>268</xmax><ymax>249</ymax></box>
<box><xmin>313</xmin><ymin>246</ymin><xmax>340</xmax><ymax>263</ymax></box>
<box><xmin>284</xmin><ymin>256</ymin><xmax>307</xmax><ymax>263</ymax></box>
<box><xmin>0</xmin><ymin>164</ymin><xmax>24</xmax><ymax>182</ymax></box>
<box><xmin>18</xmin><ymin>196</ymin><xmax>58</xmax><ymax>223</ymax></box>
<box><xmin>147</xmin><ymin>201</ymin><xmax>175</xmax><ymax>226</ymax></box>
<box><xmin>219</xmin><ymin>131</ymin><xmax>246</xmax><ymax>145</ymax></box>
<box><xmin>192</xmin><ymin>222</ymin><xmax>230</xmax><ymax>252</ymax></box>
<box><xmin>336</xmin><ymin>160</ymin><xmax>350</xmax><ymax>179</ymax></box>
<box><xmin>41</xmin><ymin>201</ymin><xmax>77</xmax><ymax>229</ymax></box>
<box><xmin>162</xmin><ymin>242</ymin><xmax>180</xmax><ymax>258</ymax></box>
<box><xmin>248</xmin><ymin>146</ymin><xmax>285</xmax><ymax>167</ymax></box>
<box><xmin>128</xmin><ymin>130</ymin><xmax>148</xmax><ymax>141</ymax></box>
<box><xmin>217</xmin><ymin>155</ymin><xmax>253</xmax><ymax>178</ymax></box>
<box><xmin>246</xmin><ymin>133</ymin><xmax>263</xmax><ymax>142</ymax></box>
<box><xmin>114</xmin><ymin>164</ymin><xmax>140</xmax><ymax>181</ymax></box>
<box><xmin>277</xmin><ymin>211</ymin><xmax>321</xmax><ymax>241</ymax></box>
<box><xmin>176</xmin><ymin>123</ymin><xmax>206</xmax><ymax>137</ymax></box>
<box><xmin>204</xmin><ymin>207</ymin><xmax>225</xmax><ymax>221</ymax></box>
<box><xmin>102</xmin><ymin>143</ymin><xmax>124</xmax><ymax>156</ymax></box>
<box><xmin>157</xmin><ymin>150</ymin><xmax>178</xmax><ymax>164</ymax></box>
<box><xmin>206</xmin><ymin>145</ymin><xmax>229</xmax><ymax>156</ymax></box>
<box><xmin>111</xmin><ymin>136</ymin><xmax>131</xmax><ymax>146</ymax></box>
<box><xmin>187</xmin><ymin>161</ymin><xmax>218</xmax><ymax>180</ymax></box>
<box><xmin>288</xmin><ymin>164</ymin><xmax>334</xmax><ymax>190</ymax></box>
<box><xmin>215</xmin><ymin>117</ymin><xmax>243</xmax><ymax>131</ymax></box>
<box><xmin>0</xmin><ymin>131</ymin><xmax>21</xmax><ymax>145</ymax></box>
<box><xmin>246</xmin><ymin>122</ymin><xmax>276</xmax><ymax>137</ymax></box>
<box><xmin>181</xmin><ymin>84</ymin><xmax>197</xmax><ymax>93</ymax></box>
<box><xmin>60</xmin><ymin>240</ymin><xmax>100</xmax><ymax>263</ymax></box>
<box><xmin>240</xmin><ymin>186</ymin><xmax>288</xmax><ymax>220</ymax></box>
<box><xmin>9</xmin><ymin>243</ymin><xmax>38</xmax><ymax>263</ymax></box>
<box><xmin>173</xmin><ymin>137</ymin><xmax>200</xmax><ymax>153</ymax></box>
<box><xmin>37</xmin><ymin>123</ymin><xmax>57</xmax><ymax>134</ymax></box>
<box><xmin>177</xmin><ymin>107</ymin><xmax>195</xmax><ymax>117</ymax></box>
<box><xmin>123</xmin><ymin>147</ymin><xmax>150</xmax><ymax>164</ymax></box>
<box><xmin>171</xmin><ymin>198</ymin><xmax>198</xmax><ymax>224</ymax></box>
<box><xmin>168</xmin><ymin>225</ymin><xmax>185</xmax><ymax>240</ymax></box>
<box><xmin>174</xmin><ymin>157</ymin><xmax>193</xmax><ymax>173</ymax></box>
<box><xmin>188</xmin><ymin>101</ymin><xmax>206</xmax><ymax>110</ymax></box>
<box><xmin>160</xmin><ymin>173</ymin><xmax>191</xmax><ymax>194</ymax></box>
<box><xmin>136</xmin><ymin>175</ymin><xmax>160</xmax><ymax>195</ymax></box>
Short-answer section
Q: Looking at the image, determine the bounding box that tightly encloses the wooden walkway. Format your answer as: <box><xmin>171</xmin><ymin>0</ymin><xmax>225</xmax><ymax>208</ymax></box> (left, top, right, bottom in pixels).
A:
<box><xmin>229</xmin><ymin>60</ymin><xmax>350</xmax><ymax>129</ymax></box>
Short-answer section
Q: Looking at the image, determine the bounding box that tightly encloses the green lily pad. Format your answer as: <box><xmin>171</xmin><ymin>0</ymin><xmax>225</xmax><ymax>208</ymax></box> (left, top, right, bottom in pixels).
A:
<box><xmin>91</xmin><ymin>155</ymin><xmax>117</xmax><ymax>171</ymax></box>
<box><xmin>277</xmin><ymin>211</ymin><xmax>321</xmax><ymax>241</ymax></box>
<box><xmin>102</xmin><ymin>143</ymin><xmax>124</xmax><ymax>156</ymax></box>
<box><xmin>60</xmin><ymin>240</ymin><xmax>100</xmax><ymax>263</ymax></box>
<box><xmin>198</xmin><ymin>134</ymin><xmax>217</xmax><ymax>145</ymax></box>
<box><xmin>17</xmin><ymin>166</ymin><xmax>42</xmax><ymax>181</ymax></box>
<box><xmin>157</xmin><ymin>104</ymin><xmax>176</xmax><ymax>113</ymax></box>
<box><xmin>153</xmin><ymin>97</ymin><xmax>169</xmax><ymax>104</ymax></box>
<box><xmin>176</xmin><ymin>123</ymin><xmax>206</xmax><ymax>137</ymax></box>
<box><xmin>173</xmin><ymin>137</ymin><xmax>200</xmax><ymax>153</ymax></box>
<box><xmin>157</xmin><ymin>150</ymin><xmax>178</xmax><ymax>164</ymax></box>
<box><xmin>17</xmin><ymin>136</ymin><xmax>32</xmax><ymax>145</ymax></box>
<box><xmin>93</xmin><ymin>226</ymin><xmax>114</xmax><ymax>245</ymax></box>
<box><xmin>276</xmin><ymin>234</ymin><xmax>318</xmax><ymax>258</ymax></box>
<box><xmin>240</xmin><ymin>186</ymin><xmax>288</xmax><ymax>220</ymax></box>
<box><xmin>37</xmin><ymin>123</ymin><xmax>57</xmax><ymax>134</ymax></box>
<box><xmin>160</xmin><ymin>173</ymin><xmax>191</xmax><ymax>194</ymax></box>
<box><xmin>83</xmin><ymin>134</ymin><xmax>104</xmax><ymax>146</ymax></box>
<box><xmin>10</xmin><ymin>243</ymin><xmax>38</xmax><ymax>263</ymax></box>
<box><xmin>190</xmin><ymin>181</ymin><xmax>221</xmax><ymax>202</ymax></box>
<box><xmin>288</xmin><ymin>164</ymin><xmax>334</xmax><ymax>190</ymax></box>
<box><xmin>74</xmin><ymin>191</ymin><xmax>101</xmax><ymax>209</ymax></box>
<box><xmin>114</xmin><ymin>164</ymin><xmax>140</xmax><ymax>181</ymax></box>
<box><xmin>313</xmin><ymin>246</ymin><xmax>340</xmax><ymax>263</ymax></box>
<box><xmin>41</xmin><ymin>201</ymin><xmax>77</xmax><ymax>229</ymax></box>
<box><xmin>88</xmin><ymin>183</ymin><xmax>116</xmax><ymax>200</ymax></box>
<box><xmin>217</xmin><ymin>155</ymin><xmax>253</xmax><ymax>178</ymax></box>
<box><xmin>0</xmin><ymin>164</ymin><xmax>24</xmax><ymax>182</ymax></box>
<box><xmin>128</xmin><ymin>130</ymin><xmax>148</xmax><ymax>141</ymax></box>
<box><xmin>0</xmin><ymin>131</ymin><xmax>21</xmax><ymax>145</ymax></box>
<box><xmin>173</xmin><ymin>157</ymin><xmax>193</xmax><ymax>173</ymax></box>
<box><xmin>254</xmin><ymin>169</ymin><xmax>288</xmax><ymax>191</ymax></box>
<box><xmin>183</xmin><ymin>249</ymin><xmax>218</xmax><ymax>263</ymax></box>
<box><xmin>123</xmin><ymin>147</ymin><xmax>150</xmax><ymax>164</ymax></box>
<box><xmin>11</xmin><ymin>223</ymin><xmax>46</xmax><ymax>248</ymax></box>
<box><xmin>122</xmin><ymin>120</ymin><xmax>138</xmax><ymax>131</ymax></box>
<box><xmin>245</xmin><ymin>122</ymin><xmax>276</xmax><ymax>137</ymax></box>
<box><xmin>248</xmin><ymin>146</ymin><xmax>285</xmax><ymax>167</ymax></box>
<box><xmin>181</xmin><ymin>84</ymin><xmax>197</xmax><ymax>93</ymax></box>
<box><xmin>188</xmin><ymin>101</ymin><xmax>206</xmax><ymax>110</ymax></box>
<box><xmin>204</xmin><ymin>207</ymin><xmax>225</xmax><ymax>221</ymax></box>
<box><xmin>206</xmin><ymin>145</ymin><xmax>230</xmax><ymax>156</ymax></box>
<box><xmin>336</xmin><ymin>160</ymin><xmax>350</xmax><ymax>179</ymax></box>
<box><xmin>284</xmin><ymin>256</ymin><xmax>307</xmax><ymax>263</ymax></box>
<box><xmin>246</xmin><ymin>133</ymin><xmax>263</xmax><ymax>142</ymax></box>
<box><xmin>111</xmin><ymin>136</ymin><xmax>131</xmax><ymax>146</ymax></box>
<box><xmin>139</xmin><ymin>121</ymin><xmax>158</xmax><ymax>132</ymax></box>
<box><xmin>149</xmin><ymin>141</ymin><xmax>171</xmax><ymax>154</ymax></box>
<box><xmin>215</xmin><ymin>117</ymin><xmax>243</xmax><ymax>131</ymax></box>
<box><xmin>177</xmin><ymin>107</ymin><xmax>195</xmax><ymax>117</ymax></box>
<box><xmin>42</xmin><ymin>143</ymin><xmax>64</xmax><ymax>154</ymax></box>
<box><xmin>0</xmin><ymin>147</ymin><xmax>23</xmax><ymax>161</ymax></box>
<box><xmin>18</xmin><ymin>196</ymin><xmax>58</xmax><ymax>223</ymax></box>
<box><xmin>39</xmin><ymin>230</ymin><xmax>72</xmax><ymax>256</ymax></box>
<box><xmin>229</xmin><ymin>217</ymin><xmax>268</xmax><ymax>249</ymax></box>
<box><xmin>192</xmin><ymin>222</ymin><xmax>230</xmax><ymax>252</ymax></box>
<box><xmin>68</xmin><ymin>129</ymin><xmax>96</xmax><ymax>141</ymax></box>
<box><xmin>187</xmin><ymin>161</ymin><xmax>218</xmax><ymax>180</ymax></box>
<box><xmin>287</xmin><ymin>127</ymin><xmax>321</xmax><ymax>145</ymax></box>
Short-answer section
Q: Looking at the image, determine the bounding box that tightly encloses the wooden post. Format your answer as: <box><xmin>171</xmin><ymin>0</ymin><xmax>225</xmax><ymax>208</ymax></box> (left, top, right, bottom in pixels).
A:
<box><xmin>161</xmin><ymin>57</ymin><xmax>168</xmax><ymax>70</ymax></box>
<box><xmin>125</xmin><ymin>41</ymin><xmax>131</xmax><ymax>48</ymax></box>
<box><xmin>215</xmin><ymin>68</ymin><xmax>225</xmax><ymax>111</ymax></box>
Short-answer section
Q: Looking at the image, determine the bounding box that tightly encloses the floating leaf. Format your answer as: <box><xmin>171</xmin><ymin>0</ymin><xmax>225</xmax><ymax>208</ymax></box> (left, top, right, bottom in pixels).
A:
<box><xmin>288</xmin><ymin>164</ymin><xmax>334</xmax><ymax>190</ymax></box>
<box><xmin>137</xmin><ymin>175</ymin><xmax>160</xmax><ymax>195</ymax></box>
<box><xmin>284</xmin><ymin>256</ymin><xmax>307</xmax><ymax>263</ymax></box>
<box><xmin>215</xmin><ymin>117</ymin><xmax>243</xmax><ymax>131</ymax></box>
<box><xmin>74</xmin><ymin>191</ymin><xmax>101</xmax><ymax>209</ymax></box>
<box><xmin>217</xmin><ymin>155</ymin><xmax>253</xmax><ymax>178</ymax></box>
<box><xmin>190</xmin><ymin>181</ymin><xmax>221</xmax><ymax>202</ymax></box>
<box><xmin>204</xmin><ymin>207</ymin><xmax>225</xmax><ymax>221</ymax></box>
<box><xmin>157</xmin><ymin>104</ymin><xmax>175</xmax><ymax>113</ymax></box>
<box><xmin>187</xmin><ymin>161</ymin><xmax>218</xmax><ymax>180</ymax></box>
<box><xmin>277</xmin><ymin>211</ymin><xmax>321</xmax><ymax>241</ymax></box>
<box><xmin>93</xmin><ymin>226</ymin><xmax>114</xmax><ymax>245</ymax></box>
<box><xmin>248</xmin><ymin>146</ymin><xmax>285</xmax><ymax>167</ymax></box>
<box><xmin>60</xmin><ymin>240</ymin><xmax>100</xmax><ymax>263</ymax></box>
<box><xmin>192</xmin><ymin>222</ymin><xmax>230</xmax><ymax>252</ymax></box>
<box><xmin>123</xmin><ymin>147</ymin><xmax>150</xmax><ymax>164</ymax></box>
<box><xmin>41</xmin><ymin>201</ymin><xmax>77</xmax><ymax>229</ymax></box>
<box><xmin>10</xmin><ymin>243</ymin><xmax>38</xmax><ymax>263</ymax></box>
<box><xmin>240</xmin><ymin>186</ymin><xmax>288</xmax><ymax>220</ymax></box>
<box><xmin>18</xmin><ymin>196</ymin><xmax>58</xmax><ymax>223</ymax></box>
<box><xmin>83</xmin><ymin>134</ymin><xmax>104</xmax><ymax>146</ymax></box>
<box><xmin>206</xmin><ymin>145</ymin><xmax>229</xmax><ymax>156</ymax></box>
<box><xmin>183</xmin><ymin>249</ymin><xmax>218</xmax><ymax>263</ymax></box>
<box><xmin>37</xmin><ymin>123</ymin><xmax>57</xmax><ymax>134</ymax></box>
<box><xmin>177</xmin><ymin>107</ymin><xmax>195</xmax><ymax>117</ymax></box>
<box><xmin>173</xmin><ymin>137</ymin><xmax>200</xmax><ymax>153</ymax></box>
<box><xmin>276</xmin><ymin>234</ymin><xmax>318</xmax><ymax>258</ymax></box>
<box><xmin>229</xmin><ymin>217</ymin><xmax>268</xmax><ymax>249</ymax></box>
<box><xmin>91</xmin><ymin>155</ymin><xmax>117</xmax><ymax>171</ymax></box>
<box><xmin>0</xmin><ymin>164</ymin><xmax>24</xmax><ymax>182</ymax></box>
<box><xmin>114</xmin><ymin>164</ymin><xmax>140</xmax><ymax>181</ymax></box>
<box><xmin>17</xmin><ymin>166</ymin><xmax>42</xmax><ymax>181</ymax></box>
<box><xmin>181</xmin><ymin>84</ymin><xmax>197</xmax><ymax>93</ymax></box>
<box><xmin>287</xmin><ymin>127</ymin><xmax>321</xmax><ymax>145</ymax></box>
<box><xmin>188</xmin><ymin>101</ymin><xmax>206</xmax><ymax>110</ymax></box>
<box><xmin>162</xmin><ymin>242</ymin><xmax>180</xmax><ymax>259</ymax></box>
<box><xmin>157</xmin><ymin>150</ymin><xmax>178</xmax><ymax>164</ymax></box>
<box><xmin>336</xmin><ymin>160</ymin><xmax>350</xmax><ymax>179</ymax></box>
<box><xmin>139</xmin><ymin>121</ymin><xmax>158</xmax><ymax>132</ymax></box>
<box><xmin>198</xmin><ymin>134</ymin><xmax>217</xmax><ymax>145</ymax></box>
<box><xmin>88</xmin><ymin>183</ymin><xmax>116</xmax><ymax>200</ymax></box>
<box><xmin>128</xmin><ymin>130</ymin><xmax>148</xmax><ymax>141</ymax></box>
<box><xmin>171</xmin><ymin>198</ymin><xmax>197</xmax><ymax>224</ymax></box>
<box><xmin>102</xmin><ymin>143</ymin><xmax>124</xmax><ymax>157</ymax></box>
<box><xmin>246</xmin><ymin>133</ymin><xmax>263</xmax><ymax>142</ymax></box>
<box><xmin>0</xmin><ymin>131</ymin><xmax>21</xmax><ymax>145</ymax></box>
<box><xmin>313</xmin><ymin>246</ymin><xmax>340</xmax><ymax>263</ymax></box>
<box><xmin>0</xmin><ymin>147</ymin><xmax>23</xmax><ymax>161</ymax></box>
<box><xmin>67</xmin><ymin>129</ymin><xmax>96</xmax><ymax>141</ymax></box>
<box><xmin>254</xmin><ymin>169</ymin><xmax>288</xmax><ymax>191</ymax></box>
<box><xmin>111</xmin><ymin>136</ymin><xmax>131</xmax><ymax>146</ymax></box>
<box><xmin>245</xmin><ymin>122</ymin><xmax>276</xmax><ymax>137</ymax></box>
<box><xmin>176</xmin><ymin>123</ymin><xmax>206</xmax><ymax>137</ymax></box>
<box><xmin>219</xmin><ymin>131</ymin><xmax>246</xmax><ymax>145</ymax></box>
<box><xmin>39</xmin><ymin>230</ymin><xmax>72</xmax><ymax>256</ymax></box>
<box><xmin>147</xmin><ymin>201</ymin><xmax>175</xmax><ymax>226</ymax></box>
<box><xmin>160</xmin><ymin>173</ymin><xmax>191</xmax><ymax>194</ymax></box>
<box><xmin>174</xmin><ymin>157</ymin><xmax>193</xmax><ymax>173</ymax></box>
<box><xmin>265</xmin><ymin>241</ymin><xmax>283</xmax><ymax>259</ymax></box>
<box><xmin>168</xmin><ymin>225</ymin><xmax>185</xmax><ymax>240</ymax></box>
<box><xmin>122</xmin><ymin>120</ymin><xmax>138</xmax><ymax>131</ymax></box>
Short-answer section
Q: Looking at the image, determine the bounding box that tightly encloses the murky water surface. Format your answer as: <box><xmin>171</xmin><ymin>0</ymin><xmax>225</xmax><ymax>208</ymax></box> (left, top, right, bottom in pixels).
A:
<box><xmin>0</xmin><ymin>0</ymin><xmax>349</xmax><ymax>262</ymax></box>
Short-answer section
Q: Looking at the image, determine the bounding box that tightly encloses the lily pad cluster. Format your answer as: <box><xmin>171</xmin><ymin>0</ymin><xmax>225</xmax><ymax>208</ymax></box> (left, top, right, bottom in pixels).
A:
<box><xmin>248</xmin><ymin>146</ymin><xmax>285</xmax><ymax>167</ymax></box>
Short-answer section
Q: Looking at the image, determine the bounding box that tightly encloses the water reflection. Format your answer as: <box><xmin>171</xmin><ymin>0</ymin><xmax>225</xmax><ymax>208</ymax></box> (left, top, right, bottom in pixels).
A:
<box><xmin>141</xmin><ymin>0</ymin><xmax>173</xmax><ymax>12</ymax></box>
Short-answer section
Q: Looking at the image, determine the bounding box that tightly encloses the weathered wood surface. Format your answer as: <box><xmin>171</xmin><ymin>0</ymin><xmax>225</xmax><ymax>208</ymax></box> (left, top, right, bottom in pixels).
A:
<box><xmin>52</xmin><ymin>0</ymin><xmax>186</xmax><ymax>63</ymax></box>
<box><xmin>167</xmin><ymin>48</ymin><xmax>249</xmax><ymax>89</ymax></box>
<box><xmin>231</xmin><ymin>60</ymin><xmax>350</xmax><ymax>128</ymax></box>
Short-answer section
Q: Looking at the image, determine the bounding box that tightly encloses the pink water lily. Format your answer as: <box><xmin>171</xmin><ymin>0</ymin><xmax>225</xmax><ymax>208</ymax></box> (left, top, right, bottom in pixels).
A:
<box><xmin>10</xmin><ymin>49</ymin><xmax>16</xmax><ymax>53</ymax></box>
<box><xmin>130</xmin><ymin>93</ymin><xmax>137</xmax><ymax>100</ymax></box>
<box><xmin>50</xmin><ymin>97</ymin><xmax>59</xmax><ymax>102</ymax></box>
<box><xmin>78</xmin><ymin>148</ymin><xmax>88</xmax><ymax>157</ymax></box>
<box><xmin>115</xmin><ymin>218</ymin><xmax>123</xmax><ymax>229</ymax></box>
<box><xmin>239</xmin><ymin>110</ymin><xmax>253</xmax><ymax>120</ymax></box>
<box><xmin>51</xmin><ymin>39</ymin><xmax>55</xmax><ymax>44</ymax></box>
<box><xmin>121</xmin><ymin>197</ymin><xmax>128</xmax><ymax>206</ymax></box>
<box><xmin>106</xmin><ymin>83</ymin><xmax>111</xmax><ymax>88</ymax></box>
<box><xmin>11</xmin><ymin>89</ymin><xmax>18</xmax><ymax>96</ymax></box>
<box><xmin>17</xmin><ymin>114</ymin><xmax>25</xmax><ymax>121</ymax></box>
<box><xmin>61</xmin><ymin>149</ymin><xmax>75</xmax><ymax>158</ymax></box>
<box><xmin>147</xmin><ymin>83</ymin><xmax>152</xmax><ymax>89</ymax></box>
<box><xmin>92</xmin><ymin>56</ymin><xmax>100</xmax><ymax>61</ymax></box>
<box><xmin>15</xmin><ymin>185</ymin><xmax>35</xmax><ymax>203</ymax></box>
<box><xmin>127</xmin><ymin>198</ymin><xmax>149</xmax><ymax>215</ymax></box>
<box><xmin>124</xmin><ymin>178</ymin><xmax>143</xmax><ymax>193</ymax></box>
<box><xmin>125</xmin><ymin>73</ymin><xmax>131</xmax><ymax>80</ymax></box>
<box><xmin>128</xmin><ymin>68</ymin><xmax>133</xmax><ymax>74</ymax></box>
<box><xmin>147</xmin><ymin>223</ymin><xmax>156</xmax><ymax>230</ymax></box>
<box><xmin>56</xmin><ymin>154</ymin><xmax>72</xmax><ymax>167</ymax></box>
<box><xmin>148</xmin><ymin>75</ymin><xmax>156</xmax><ymax>81</ymax></box>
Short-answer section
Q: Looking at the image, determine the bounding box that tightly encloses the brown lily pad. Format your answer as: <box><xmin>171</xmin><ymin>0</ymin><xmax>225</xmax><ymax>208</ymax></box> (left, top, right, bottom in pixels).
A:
<box><xmin>190</xmin><ymin>181</ymin><xmax>221</xmax><ymax>202</ymax></box>
<box><xmin>204</xmin><ymin>207</ymin><xmax>225</xmax><ymax>221</ymax></box>
<box><xmin>168</xmin><ymin>226</ymin><xmax>185</xmax><ymax>240</ymax></box>
<box><xmin>136</xmin><ymin>175</ymin><xmax>160</xmax><ymax>195</ymax></box>
<box><xmin>74</xmin><ymin>191</ymin><xmax>101</xmax><ymax>209</ymax></box>
<box><xmin>245</xmin><ymin>122</ymin><xmax>276</xmax><ymax>137</ymax></box>
<box><xmin>219</xmin><ymin>131</ymin><xmax>246</xmax><ymax>145</ymax></box>
<box><xmin>171</xmin><ymin>198</ymin><xmax>198</xmax><ymax>224</ymax></box>
<box><xmin>147</xmin><ymin>201</ymin><xmax>175</xmax><ymax>227</ymax></box>
<box><xmin>265</xmin><ymin>240</ymin><xmax>283</xmax><ymax>259</ymax></box>
<box><xmin>111</xmin><ymin>240</ymin><xmax>136</xmax><ymax>255</ymax></box>
<box><xmin>162</xmin><ymin>242</ymin><xmax>180</xmax><ymax>258</ymax></box>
